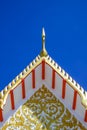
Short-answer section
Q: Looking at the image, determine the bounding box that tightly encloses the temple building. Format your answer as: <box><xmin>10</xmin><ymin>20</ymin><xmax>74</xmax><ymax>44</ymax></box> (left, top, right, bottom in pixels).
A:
<box><xmin>0</xmin><ymin>28</ymin><xmax>87</xmax><ymax>130</ymax></box>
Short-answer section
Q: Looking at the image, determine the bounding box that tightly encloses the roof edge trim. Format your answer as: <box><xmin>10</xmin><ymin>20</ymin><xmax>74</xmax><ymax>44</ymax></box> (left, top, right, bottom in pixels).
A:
<box><xmin>0</xmin><ymin>55</ymin><xmax>87</xmax><ymax>109</ymax></box>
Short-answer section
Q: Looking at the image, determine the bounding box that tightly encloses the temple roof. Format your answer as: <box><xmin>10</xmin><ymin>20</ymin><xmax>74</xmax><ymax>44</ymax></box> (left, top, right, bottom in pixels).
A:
<box><xmin>0</xmin><ymin>28</ymin><xmax>87</xmax><ymax>129</ymax></box>
<box><xmin>0</xmin><ymin>34</ymin><xmax>87</xmax><ymax>109</ymax></box>
<box><xmin>0</xmin><ymin>54</ymin><xmax>87</xmax><ymax>109</ymax></box>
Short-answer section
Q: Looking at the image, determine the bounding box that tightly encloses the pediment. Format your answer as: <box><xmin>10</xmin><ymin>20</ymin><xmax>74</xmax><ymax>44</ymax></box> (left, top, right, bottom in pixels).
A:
<box><xmin>0</xmin><ymin>28</ymin><xmax>87</xmax><ymax>129</ymax></box>
<box><xmin>0</xmin><ymin>55</ymin><xmax>87</xmax><ymax>129</ymax></box>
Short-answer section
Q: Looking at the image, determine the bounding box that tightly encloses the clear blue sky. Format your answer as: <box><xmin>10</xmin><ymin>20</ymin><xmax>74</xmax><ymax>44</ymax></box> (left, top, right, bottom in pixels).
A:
<box><xmin>0</xmin><ymin>0</ymin><xmax>87</xmax><ymax>91</ymax></box>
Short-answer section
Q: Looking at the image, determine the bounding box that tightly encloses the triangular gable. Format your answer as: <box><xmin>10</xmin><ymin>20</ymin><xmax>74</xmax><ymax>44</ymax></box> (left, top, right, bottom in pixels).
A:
<box><xmin>0</xmin><ymin>55</ymin><xmax>87</xmax><ymax>129</ymax></box>
<box><xmin>0</xmin><ymin>28</ymin><xmax>87</xmax><ymax>129</ymax></box>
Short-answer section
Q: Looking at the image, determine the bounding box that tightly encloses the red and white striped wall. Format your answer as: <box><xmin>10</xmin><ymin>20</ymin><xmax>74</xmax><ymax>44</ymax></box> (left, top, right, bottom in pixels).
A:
<box><xmin>0</xmin><ymin>59</ymin><xmax>87</xmax><ymax>128</ymax></box>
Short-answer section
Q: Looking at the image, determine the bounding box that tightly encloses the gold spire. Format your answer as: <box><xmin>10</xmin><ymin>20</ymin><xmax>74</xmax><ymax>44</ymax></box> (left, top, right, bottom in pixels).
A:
<box><xmin>40</xmin><ymin>28</ymin><xmax>48</xmax><ymax>57</ymax></box>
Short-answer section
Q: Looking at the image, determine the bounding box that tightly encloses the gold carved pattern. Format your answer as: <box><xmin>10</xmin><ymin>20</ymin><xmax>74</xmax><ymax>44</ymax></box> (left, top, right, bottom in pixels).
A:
<box><xmin>1</xmin><ymin>86</ymin><xmax>87</xmax><ymax>130</ymax></box>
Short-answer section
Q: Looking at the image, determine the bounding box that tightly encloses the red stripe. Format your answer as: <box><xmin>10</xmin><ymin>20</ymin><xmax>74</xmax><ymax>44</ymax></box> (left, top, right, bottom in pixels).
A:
<box><xmin>62</xmin><ymin>79</ymin><xmax>66</xmax><ymax>99</ymax></box>
<box><xmin>32</xmin><ymin>69</ymin><xmax>35</xmax><ymax>89</ymax></box>
<box><xmin>42</xmin><ymin>60</ymin><xmax>45</xmax><ymax>80</ymax></box>
<box><xmin>10</xmin><ymin>90</ymin><xmax>15</xmax><ymax>110</ymax></box>
<box><xmin>52</xmin><ymin>69</ymin><xmax>56</xmax><ymax>89</ymax></box>
<box><xmin>22</xmin><ymin>79</ymin><xmax>26</xmax><ymax>99</ymax></box>
<box><xmin>84</xmin><ymin>110</ymin><xmax>87</xmax><ymax>122</ymax></box>
<box><xmin>72</xmin><ymin>90</ymin><xmax>77</xmax><ymax>110</ymax></box>
<box><xmin>0</xmin><ymin>109</ymin><xmax>3</xmax><ymax>122</ymax></box>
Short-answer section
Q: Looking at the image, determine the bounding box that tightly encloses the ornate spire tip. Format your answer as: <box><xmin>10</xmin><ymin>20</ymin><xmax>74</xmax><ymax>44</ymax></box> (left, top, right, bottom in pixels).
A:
<box><xmin>40</xmin><ymin>28</ymin><xmax>48</xmax><ymax>57</ymax></box>
<box><xmin>42</xmin><ymin>28</ymin><xmax>45</xmax><ymax>37</ymax></box>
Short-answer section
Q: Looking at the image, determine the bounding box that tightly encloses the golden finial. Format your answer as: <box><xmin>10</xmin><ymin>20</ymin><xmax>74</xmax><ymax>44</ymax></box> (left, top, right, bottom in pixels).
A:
<box><xmin>40</xmin><ymin>28</ymin><xmax>48</xmax><ymax>57</ymax></box>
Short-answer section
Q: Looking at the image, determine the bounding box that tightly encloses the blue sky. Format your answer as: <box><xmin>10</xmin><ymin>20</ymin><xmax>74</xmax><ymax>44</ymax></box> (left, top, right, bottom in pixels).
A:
<box><xmin>0</xmin><ymin>0</ymin><xmax>87</xmax><ymax>91</ymax></box>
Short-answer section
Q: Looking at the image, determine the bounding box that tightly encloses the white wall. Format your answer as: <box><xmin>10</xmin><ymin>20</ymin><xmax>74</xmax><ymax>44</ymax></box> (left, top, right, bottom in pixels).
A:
<box><xmin>3</xmin><ymin>94</ymin><xmax>11</xmax><ymax>119</ymax></box>
<box><xmin>75</xmin><ymin>94</ymin><xmax>85</xmax><ymax>121</ymax></box>
<box><xmin>45</xmin><ymin>63</ymin><xmax>52</xmax><ymax>88</ymax></box>
<box><xmin>35</xmin><ymin>64</ymin><xmax>42</xmax><ymax>88</ymax></box>
<box><xmin>13</xmin><ymin>83</ymin><xmax>22</xmax><ymax>106</ymax></box>
<box><xmin>25</xmin><ymin>72</ymin><xmax>32</xmax><ymax>97</ymax></box>
<box><xmin>55</xmin><ymin>73</ymin><xmax>63</xmax><ymax>98</ymax></box>
<box><xmin>65</xmin><ymin>83</ymin><xmax>74</xmax><ymax>108</ymax></box>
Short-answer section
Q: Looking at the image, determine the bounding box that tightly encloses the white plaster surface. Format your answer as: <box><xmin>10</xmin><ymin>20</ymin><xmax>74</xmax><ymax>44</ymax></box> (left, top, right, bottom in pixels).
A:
<box><xmin>75</xmin><ymin>94</ymin><xmax>85</xmax><ymax>121</ymax></box>
<box><xmin>13</xmin><ymin>83</ymin><xmax>22</xmax><ymax>105</ymax></box>
<box><xmin>3</xmin><ymin>94</ymin><xmax>11</xmax><ymax>119</ymax></box>
<box><xmin>25</xmin><ymin>72</ymin><xmax>32</xmax><ymax>97</ymax></box>
<box><xmin>55</xmin><ymin>73</ymin><xmax>62</xmax><ymax>98</ymax></box>
<box><xmin>45</xmin><ymin>64</ymin><xmax>52</xmax><ymax>88</ymax></box>
<box><xmin>65</xmin><ymin>83</ymin><xmax>74</xmax><ymax>108</ymax></box>
<box><xmin>35</xmin><ymin>64</ymin><xmax>42</xmax><ymax>88</ymax></box>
